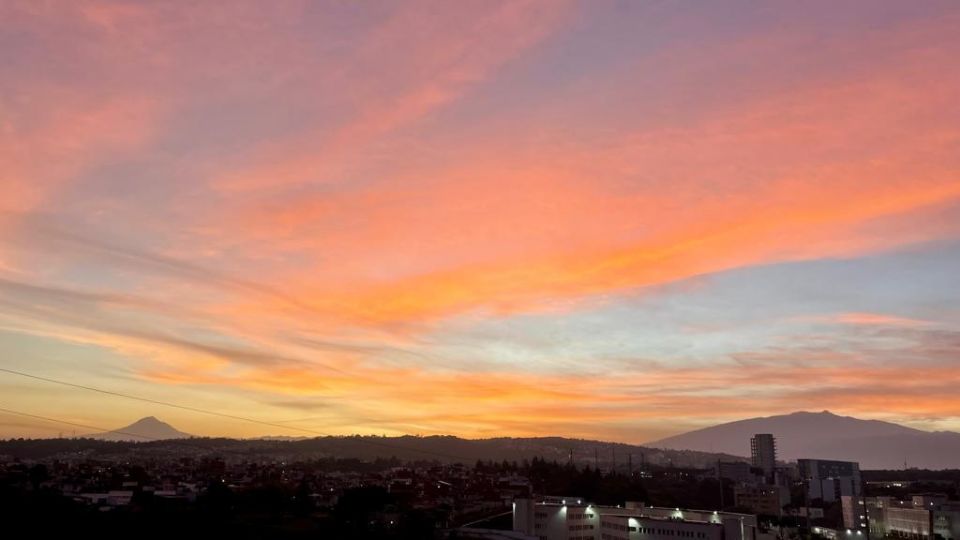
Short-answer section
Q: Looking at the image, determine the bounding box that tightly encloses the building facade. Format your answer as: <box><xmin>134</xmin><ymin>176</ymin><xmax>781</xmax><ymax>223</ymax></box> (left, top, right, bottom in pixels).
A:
<box><xmin>717</xmin><ymin>461</ymin><xmax>759</xmax><ymax>485</ymax></box>
<box><xmin>798</xmin><ymin>459</ymin><xmax>861</xmax><ymax>503</ymax></box>
<box><xmin>733</xmin><ymin>484</ymin><xmax>789</xmax><ymax>517</ymax></box>
<box><xmin>841</xmin><ymin>495</ymin><xmax>960</xmax><ymax>540</ymax></box>
<box><xmin>513</xmin><ymin>496</ymin><xmax>771</xmax><ymax>540</ymax></box>
<box><xmin>750</xmin><ymin>435</ymin><xmax>777</xmax><ymax>483</ymax></box>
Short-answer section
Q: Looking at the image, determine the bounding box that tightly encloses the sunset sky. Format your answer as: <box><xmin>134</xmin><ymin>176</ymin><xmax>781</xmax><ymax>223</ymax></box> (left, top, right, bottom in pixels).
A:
<box><xmin>1</xmin><ymin>0</ymin><xmax>959</xmax><ymax>443</ymax></box>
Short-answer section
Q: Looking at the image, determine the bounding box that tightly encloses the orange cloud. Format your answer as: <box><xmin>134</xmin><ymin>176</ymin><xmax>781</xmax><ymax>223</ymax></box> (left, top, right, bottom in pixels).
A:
<box><xmin>214</xmin><ymin>0</ymin><xmax>573</xmax><ymax>192</ymax></box>
<box><xmin>0</xmin><ymin>92</ymin><xmax>160</xmax><ymax>214</ymax></box>
<box><xmin>832</xmin><ymin>313</ymin><xmax>931</xmax><ymax>327</ymax></box>
<box><xmin>220</xmin><ymin>55</ymin><xmax>960</xmax><ymax>326</ymax></box>
<box><xmin>131</xmin><ymin>354</ymin><xmax>960</xmax><ymax>441</ymax></box>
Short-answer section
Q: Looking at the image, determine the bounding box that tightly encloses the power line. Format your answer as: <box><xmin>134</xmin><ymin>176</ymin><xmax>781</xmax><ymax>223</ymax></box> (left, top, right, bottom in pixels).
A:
<box><xmin>0</xmin><ymin>407</ymin><xmax>157</xmax><ymax>441</ymax></box>
<box><xmin>0</xmin><ymin>366</ymin><xmax>468</xmax><ymax>461</ymax></box>
<box><xmin>0</xmin><ymin>406</ymin><xmax>297</xmax><ymax>457</ymax></box>
<box><xmin>0</xmin><ymin>367</ymin><xmax>324</xmax><ymax>436</ymax></box>
<box><xmin>0</xmin><ymin>404</ymin><xmax>480</xmax><ymax>505</ymax></box>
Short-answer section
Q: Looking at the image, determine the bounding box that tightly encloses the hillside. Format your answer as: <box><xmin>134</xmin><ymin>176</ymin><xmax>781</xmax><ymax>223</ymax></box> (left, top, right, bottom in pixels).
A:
<box><xmin>648</xmin><ymin>411</ymin><xmax>960</xmax><ymax>469</ymax></box>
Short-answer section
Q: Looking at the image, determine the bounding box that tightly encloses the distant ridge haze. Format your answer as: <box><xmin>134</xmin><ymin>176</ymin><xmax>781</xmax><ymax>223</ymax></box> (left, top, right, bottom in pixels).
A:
<box><xmin>648</xmin><ymin>411</ymin><xmax>960</xmax><ymax>469</ymax></box>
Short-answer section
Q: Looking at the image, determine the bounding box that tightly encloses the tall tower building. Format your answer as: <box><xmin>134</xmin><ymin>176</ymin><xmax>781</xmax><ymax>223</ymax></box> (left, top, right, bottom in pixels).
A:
<box><xmin>750</xmin><ymin>434</ymin><xmax>777</xmax><ymax>482</ymax></box>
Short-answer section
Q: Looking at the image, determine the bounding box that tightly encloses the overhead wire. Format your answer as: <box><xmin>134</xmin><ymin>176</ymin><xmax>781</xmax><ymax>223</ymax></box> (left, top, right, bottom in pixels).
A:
<box><xmin>0</xmin><ymin>366</ymin><xmax>472</xmax><ymax>462</ymax></box>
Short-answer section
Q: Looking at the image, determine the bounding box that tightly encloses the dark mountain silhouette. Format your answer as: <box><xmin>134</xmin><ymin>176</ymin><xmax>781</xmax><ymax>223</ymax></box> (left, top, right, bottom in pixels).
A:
<box><xmin>1</xmin><ymin>432</ymin><xmax>740</xmax><ymax>468</ymax></box>
<box><xmin>92</xmin><ymin>416</ymin><xmax>192</xmax><ymax>441</ymax></box>
<box><xmin>647</xmin><ymin>410</ymin><xmax>960</xmax><ymax>469</ymax></box>
<box><xmin>19</xmin><ymin>411</ymin><xmax>960</xmax><ymax>469</ymax></box>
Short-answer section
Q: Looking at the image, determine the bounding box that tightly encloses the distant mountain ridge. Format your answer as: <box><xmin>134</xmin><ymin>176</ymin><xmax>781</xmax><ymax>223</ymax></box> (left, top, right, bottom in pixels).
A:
<box><xmin>8</xmin><ymin>420</ymin><xmax>740</xmax><ymax>468</ymax></box>
<box><xmin>647</xmin><ymin>410</ymin><xmax>960</xmax><ymax>469</ymax></box>
<box><xmin>92</xmin><ymin>416</ymin><xmax>192</xmax><ymax>441</ymax></box>
<box><xmin>35</xmin><ymin>412</ymin><xmax>960</xmax><ymax>470</ymax></box>
<box><xmin>250</xmin><ymin>435</ymin><xmax>310</xmax><ymax>441</ymax></box>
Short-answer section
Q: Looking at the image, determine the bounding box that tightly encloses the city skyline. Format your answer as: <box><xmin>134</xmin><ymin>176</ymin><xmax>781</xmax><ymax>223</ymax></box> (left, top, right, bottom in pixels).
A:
<box><xmin>2</xmin><ymin>1</ymin><xmax>960</xmax><ymax>442</ymax></box>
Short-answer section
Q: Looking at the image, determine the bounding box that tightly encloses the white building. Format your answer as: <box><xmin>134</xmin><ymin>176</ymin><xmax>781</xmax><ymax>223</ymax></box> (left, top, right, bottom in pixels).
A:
<box><xmin>457</xmin><ymin>529</ymin><xmax>539</xmax><ymax>540</ymax></box>
<box><xmin>513</xmin><ymin>496</ymin><xmax>772</xmax><ymax>540</ymax></box>
<box><xmin>840</xmin><ymin>495</ymin><xmax>960</xmax><ymax>540</ymax></box>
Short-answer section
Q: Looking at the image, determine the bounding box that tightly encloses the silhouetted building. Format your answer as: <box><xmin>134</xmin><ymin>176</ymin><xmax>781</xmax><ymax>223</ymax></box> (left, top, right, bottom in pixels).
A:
<box><xmin>717</xmin><ymin>461</ymin><xmax>759</xmax><ymax>484</ymax></box>
<box><xmin>750</xmin><ymin>434</ymin><xmax>777</xmax><ymax>482</ymax></box>
<box><xmin>799</xmin><ymin>459</ymin><xmax>861</xmax><ymax>503</ymax></box>
<box><xmin>734</xmin><ymin>484</ymin><xmax>789</xmax><ymax>517</ymax></box>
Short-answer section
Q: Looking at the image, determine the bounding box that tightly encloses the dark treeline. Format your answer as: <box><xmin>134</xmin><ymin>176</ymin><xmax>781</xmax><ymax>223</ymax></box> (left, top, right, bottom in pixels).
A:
<box><xmin>479</xmin><ymin>457</ymin><xmax>730</xmax><ymax>510</ymax></box>
<box><xmin>862</xmin><ymin>469</ymin><xmax>960</xmax><ymax>500</ymax></box>
<box><xmin>863</xmin><ymin>469</ymin><xmax>960</xmax><ymax>482</ymax></box>
<box><xmin>1</xmin><ymin>464</ymin><xmax>442</xmax><ymax>539</ymax></box>
<box><xmin>0</xmin><ymin>434</ymin><xmax>742</xmax><ymax>468</ymax></box>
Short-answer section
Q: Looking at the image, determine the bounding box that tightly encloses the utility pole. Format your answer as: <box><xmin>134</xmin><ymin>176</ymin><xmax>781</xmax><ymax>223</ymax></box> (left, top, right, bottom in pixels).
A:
<box><xmin>595</xmin><ymin>448</ymin><xmax>599</xmax><ymax>470</ymax></box>
<box><xmin>628</xmin><ymin>454</ymin><xmax>633</xmax><ymax>477</ymax></box>
<box><xmin>863</xmin><ymin>479</ymin><xmax>872</xmax><ymax>540</ymax></box>
<box><xmin>717</xmin><ymin>460</ymin><xmax>725</xmax><ymax>510</ymax></box>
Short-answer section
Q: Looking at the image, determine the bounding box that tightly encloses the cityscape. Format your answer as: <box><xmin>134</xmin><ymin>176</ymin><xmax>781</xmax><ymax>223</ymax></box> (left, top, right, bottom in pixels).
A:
<box><xmin>4</xmin><ymin>413</ymin><xmax>960</xmax><ymax>539</ymax></box>
<box><xmin>2</xmin><ymin>1</ymin><xmax>960</xmax><ymax>539</ymax></box>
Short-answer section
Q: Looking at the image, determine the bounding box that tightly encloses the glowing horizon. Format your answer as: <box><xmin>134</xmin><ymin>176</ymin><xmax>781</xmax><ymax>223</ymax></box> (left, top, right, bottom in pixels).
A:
<box><xmin>1</xmin><ymin>0</ymin><xmax>960</xmax><ymax>442</ymax></box>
